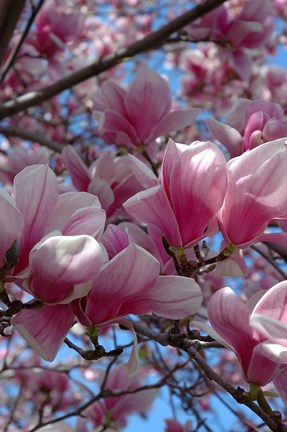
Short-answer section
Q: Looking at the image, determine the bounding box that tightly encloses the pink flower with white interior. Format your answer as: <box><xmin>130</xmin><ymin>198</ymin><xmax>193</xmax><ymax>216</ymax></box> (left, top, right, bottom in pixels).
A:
<box><xmin>208</xmin><ymin>287</ymin><xmax>285</xmax><ymax>386</ymax></box>
<box><xmin>249</xmin><ymin>281</ymin><xmax>287</xmax><ymax>403</ymax></box>
<box><xmin>206</xmin><ymin>99</ymin><xmax>287</xmax><ymax>157</ymax></box>
<box><xmin>7</xmin><ymin>164</ymin><xmax>106</xmax><ymax>276</ymax></box>
<box><xmin>124</xmin><ymin>138</ymin><xmax>227</xmax><ymax>248</ymax></box>
<box><xmin>250</xmin><ymin>281</ymin><xmax>287</xmax><ymax>363</ymax></box>
<box><xmin>93</xmin><ymin>67</ymin><xmax>199</xmax><ymax>155</ymax></box>
<box><xmin>219</xmin><ymin>138</ymin><xmax>287</xmax><ymax>248</ymax></box>
<box><xmin>5</xmin><ymin>164</ymin><xmax>106</xmax><ymax>361</ymax></box>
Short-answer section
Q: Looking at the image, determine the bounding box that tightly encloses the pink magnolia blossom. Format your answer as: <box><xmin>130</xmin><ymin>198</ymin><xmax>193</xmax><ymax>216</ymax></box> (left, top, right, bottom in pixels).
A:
<box><xmin>83</xmin><ymin>365</ymin><xmax>156</xmax><ymax>430</ymax></box>
<box><xmin>62</xmin><ymin>145</ymin><xmax>141</xmax><ymax>218</ymax></box>
<box><xmin>208</xmin><ymin>287</ymin><xmax>284</xmax><ymax>386</ymax></box>
<box><xmin>250</xmin><ymin>281</ymin><xmax>287</xmax><ymax>361</ymax></box>
<box><xmin>93</xmin><ymin>67</ymin><xmax>199</xmax><ymax>153</ymax></box>
<box><xmin>0</xmin><ymin>146</ymin><xmax>50</xmax><ymax>184</ymax></box>
<box><xmin>102</xmin><ymin>222</ymin><xmax>174</xmax><ymax>274</ymax></box>
<box><xmin>220</xmin><ymin>138</ymin><xmax>287</xmax><ymax>248</ymax></box>
<box><xmin>206</xmin><ymin>99</ymin><xmax>287</xmax><ymax>157</ymax></box>
<box><xmin>5</xmin><ymin>164</ymin><xmax>106</xmax><ymax>361</ymax></box>
<box><xmin>124</xmin><ymin>139</ymin><xmax>227</xmax><ymax>248</ymax></box>
<box><xmin>186</xmin><ymin>0</ymin><xmax>273</xmax><ymax>81</ymax></box>
<box><xmin>22</xmin><ymin>234</ymin><xmax>103</xmax><ymax>304</ymax></box>
<box><xmin>72</xmin><ymin>243</ymin><xmax>202</xmax><ymax>327</ymax></box>
<box><xmin>3</xmin><ymin>164</ymin><xmax>106</xmax><ymax>276</ymax></box>
<box><xmin>33</xmin><ymin>0</ymin><xmax>85</xmax><ymax>58</ymax></box>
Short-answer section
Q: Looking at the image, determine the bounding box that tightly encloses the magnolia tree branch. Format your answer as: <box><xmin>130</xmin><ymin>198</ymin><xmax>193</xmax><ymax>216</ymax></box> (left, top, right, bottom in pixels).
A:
<box><xmin>0</xmin><ymin>125</ymin><xmax>64</xmax><ymax>152</ymax></box>
<box><xmin>0</xmin><ymin>0</ymin><xmax>46</xmax><ymax>85</ymax></box>
<box><xmin>0</xmin><ymin>0</ymin><xmax>228</xmax><ymax>120</ymax></box>
<box><xmin>0</xmin><ymin>0</ymin><xmax>26</xmax><ymax>66</ymax></box>
<box><xmin>133</xmin><ymin>322</ymin><xmax>287</xmax><ymax>432</ymax></box>
<box><xmin>28</xmin><ymin>361</ymin><xmax>184</xmax><ymax>432</ymax></box>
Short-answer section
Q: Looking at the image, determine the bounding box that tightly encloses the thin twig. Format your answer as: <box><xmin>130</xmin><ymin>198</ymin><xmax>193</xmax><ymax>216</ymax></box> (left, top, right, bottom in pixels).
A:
<box><xmin>0</xmin><ymin>0</ymin><xmax>46</xmax><ymax>85</ymax></box>
<box><xmin>132</xmin><ymin>322</ymin><xmax>286</xmax><ymax>432</ymax></box>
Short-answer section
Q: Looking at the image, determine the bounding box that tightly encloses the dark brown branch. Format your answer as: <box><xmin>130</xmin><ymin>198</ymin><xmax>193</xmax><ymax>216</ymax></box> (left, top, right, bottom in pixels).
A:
<box><xmin>0</xmin><ymin>0</ymin><xmax>46</xmax><ymax>85</ymax></box>
<box><xmin>0</xmin><ymin>0</ymin><xmax>228</xmax><ymax>120</ymax></box>
<box><xmin>0</xmin><ymin>0</ymin><xmax>26</xmax><ymax>66</ymax></box>
<box><xmin>0</xmin><ymin>125</ymin><xmax>64</xmax><ymax>152</ymax></box>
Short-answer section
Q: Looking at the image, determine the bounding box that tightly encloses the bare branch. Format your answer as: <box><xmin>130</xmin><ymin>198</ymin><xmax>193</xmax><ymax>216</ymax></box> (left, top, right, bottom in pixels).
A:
<box><xmin>0</xmin><ymin>0</ymin><xmax>228</xmax><ymax>120</ymax></box>
<box><xmin>0</xmin><ymin>0</ymin><xmax>46</xmax><ymax>85</ymax></box>
<box><xmin>0</xmin><ymin>0</ymin><xmax>27</xmax><ymax>66</ymax></box>
<box><xmin>0</xmin><ymin>125</ymin><xmax>64</xmax><ymax>152</ymax></box>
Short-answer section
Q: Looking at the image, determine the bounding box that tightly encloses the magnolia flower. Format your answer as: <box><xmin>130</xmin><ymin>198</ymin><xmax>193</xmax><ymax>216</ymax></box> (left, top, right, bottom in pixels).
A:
<box><xmin>1</xmin><ymin>164</ymin><xmax>105</xmax><ymax>277</ymax></box>
<box><xmin>93</xmin><ymin>67</ymin><xmax>199</xmax><ymax>152</ymax></box>
<box><xmin>7</xmin><ymin>164</ymin><xmax>106</xmax><ymax>361</ymax></box>
<box><xmin>124</xmin><ymin>139</ymin><xmax>227</xmax><ymax>248</ymax></box>
<box><xmin>220</xmin><ymin>138</ymin><xmax>287</xmax><ymax>248</ymax></box>
<box><xmin>250</xmin><ymin>281</ymin><xmax>287</xmax><ymax>363</ymax></box>
<box><xmin>72</xmin><ymin>244</ymin><xmax>202</xmax><ymax>326</ymax></box>
<box><xmin>208</xmin><ymin>287</ymin><xmax>284</xmax><ymax>386</ymax></box>
<box><xmin>83</xmin><ymin>365</ymin><xmax>156</xmax><ymax>430</ymax></box>
<box><xmin>186</xmin><ymin>0</ymin><xmax>273</xmax><ymax>81</ymax></box>
<box><xmin>0</xmin><ymin>146</ymin><xmax>50</xmax><ymax>184</ymax></box>
<box><xmin>34</xmin><ymin>0</ymin><xmax>85</xmax><ymax>58</ymax></box>
<box><xmin>62</xmin><ymin>145</ymin><xmax>141</xmax><ymax>218</ymax></box>
<box><xmin>206</xmin><ymin>99</ymin><xmax>287</xmax><ymax>157</ymax></box>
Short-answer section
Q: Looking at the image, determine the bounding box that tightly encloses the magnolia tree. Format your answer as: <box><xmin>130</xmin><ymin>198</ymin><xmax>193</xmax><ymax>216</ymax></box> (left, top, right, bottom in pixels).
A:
<box><xmin>1</xmin><ymin>0</ymin><xmax>287</xmax><ymax>431</ymax></box>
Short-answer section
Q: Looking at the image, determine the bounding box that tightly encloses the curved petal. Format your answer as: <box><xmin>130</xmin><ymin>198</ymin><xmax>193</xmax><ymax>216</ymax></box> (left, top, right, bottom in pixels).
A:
<box><xmin>149</xmin><ymin>108</ymin><xmax>200</xmax><ymax>143</ymax></box>
<box><xmin>135</xmin><ymin>275</ymin><xmax>202</xmax><ymax>319</ymax></box>
<box><xmin>101</xmin><ymin>224</ymin><xmax>130</xmax><ymax>258</ymax></box>
<box><xmin>14</xmin><ymin>165</ymin><xmax>58</xmax><ymax>270</ymax></box>
<box><xmin>85</xmin><ymin>244</ymin><xmax>160</xmax><ymax>324</ymax></box>
<box><xmin>12</xmin><ymin>304</ymin><xmax>74</xmax><ymax>361</ymax></box>
<box><xmin>160</xmin><ymin>138</ymin><xmax>186</xmax><ymax>197</ymax></box>
<box><xmin>205</xmin><ymin>118</ymin><xmax>243</xmax><ymax>157</ymax></box>
<box><xmin>222</xmin><ymin>138</ymin><xmax>287</xmax><ymax>246</ymax></box>
<box><xmin>124</xmin><ymin>185</ymin><xmax>182</xmax><ymax>247</ymax></box>
<box><xmin>101</xmin><ymin>110</ymin><xmax>139</xmax><ymax>146</ymax></box>
<box><xmin>208</xmin><ymin>287</ymin><xmax>258</xmax><ymax>378</ymax></box>
<box><xmin>63</xmin><ymin>207</ymin><xmax>106</xmax><ymax>240</ymax></box>
<box><xmin>62</xmin><ymin>145</ymin><xmax>90</xmax><ymax>191</ymax></box>
<box><xmin>247</xmin><ymin>343</ymin><xmax>282</xmax><ymax>385</ymax></box>
<box><xmin>0</xmin><ymin>190</ymin><xmax>23</xmax><ymax>264</ymax></box>
<box><xmin>250</xmin><ymin>316</ymin><xmax>287</xmax><ymax>348</ymax></box>
<box><xmin>128</xmin><ymin>154</ymin><xmax>158</xmax><ymax>189</ymax></box>
<box><xmin>46</xmin><ymin>191</ymin><xmax>102</xmax><ymax>234</ymax></box>
<box><xmin>125</xmin><ymin>67</ymin><xmax>172</xmax><ymax>142</ymax></box>
<box><xmin>168</xmin><ymin>141</ymin><xmax>227</xmax><ymax>245</ymax></box>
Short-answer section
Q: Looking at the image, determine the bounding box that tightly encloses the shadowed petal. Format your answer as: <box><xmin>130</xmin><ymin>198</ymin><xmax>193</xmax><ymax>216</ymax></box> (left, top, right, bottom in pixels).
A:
<box><xmin>12</xmin><ymin>304</ymin><xmax>74</xmax><ymax>361</ymax></box>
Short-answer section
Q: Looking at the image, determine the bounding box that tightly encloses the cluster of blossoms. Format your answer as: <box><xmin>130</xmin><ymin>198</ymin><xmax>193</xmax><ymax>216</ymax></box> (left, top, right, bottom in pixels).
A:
<box><xmin>1</xmin><ymin>64</ymin><xmax>287</xmax><ymax>405</ymax></box>
<box><xmin>2</xmin><ymin>0</ymin><xmax>287</xmax><ymax>430</ymax></box>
